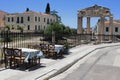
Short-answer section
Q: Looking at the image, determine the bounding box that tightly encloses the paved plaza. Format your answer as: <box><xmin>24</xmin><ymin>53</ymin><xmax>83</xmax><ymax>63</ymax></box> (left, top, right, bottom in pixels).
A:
<box><xmin>51</xmin><ymin>46</ymin><xmax>120</xmax><ymax>80</ymax></box>
<box><xmin>0</xmin><ymin>43</ymin><xmax>120</xmax><ymax>80</ymax></box>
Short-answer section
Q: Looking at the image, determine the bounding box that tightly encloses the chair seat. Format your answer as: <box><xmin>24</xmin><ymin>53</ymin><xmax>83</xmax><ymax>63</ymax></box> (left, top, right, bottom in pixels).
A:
<box><xmin>7</xmin><ymin>56</ymin><xmax>14</xmax><ymax>59</ymax></box>
<box><xmin>14</xmin><ymin>56</ymin><xmax>25</xmax><ymax>60</ymax></box>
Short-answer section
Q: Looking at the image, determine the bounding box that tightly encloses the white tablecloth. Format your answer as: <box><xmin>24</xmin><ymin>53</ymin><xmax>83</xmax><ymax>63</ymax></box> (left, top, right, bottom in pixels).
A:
<box><xmin>55</xmin><ymin>45</ymin><xmax>64</xmax><ymax>53</ymax></box>
<box><xmin>18</xmin><ymin>48</ymin><xmax>43</xmax><ymax>62</ymax></box>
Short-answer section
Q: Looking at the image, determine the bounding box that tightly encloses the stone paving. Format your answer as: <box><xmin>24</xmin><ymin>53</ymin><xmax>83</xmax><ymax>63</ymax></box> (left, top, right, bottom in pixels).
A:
<box><xmin>52</xmin><ymin>46</ymin><xmax>120</xmax><ymax>80</ymax></box>
<box><xmin>0</xmin><ymin>44</ymin><xmax>93</xmax><ymax>80</ymax></box>
<box><xmin>0</xmin><ymin>43</ymin><xmax>120</xmax><ymax>80</ymax></box>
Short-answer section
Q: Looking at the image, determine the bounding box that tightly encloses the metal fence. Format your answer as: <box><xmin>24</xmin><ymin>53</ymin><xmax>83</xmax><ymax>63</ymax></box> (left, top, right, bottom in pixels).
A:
<box><xmin>0</xmin><ymin>30</ymin><xmax>120</xmax><ymax>62</ymax></box>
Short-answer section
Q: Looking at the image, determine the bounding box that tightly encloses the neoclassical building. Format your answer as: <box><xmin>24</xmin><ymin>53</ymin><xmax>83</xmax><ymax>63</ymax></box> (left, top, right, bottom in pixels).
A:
<box><xmin>4</xmin><ymin>9</ymin><xmax>57</xmax><ymax>32</ymax></box>
<box><xmin>77</xmin><ymin>4</ymin><xmax>113</xmax><ymax>41</ymax></box>
<box><xmin>96</xmin><ymin>20</ymin><xmax>120</xmax><ymax>35</ymax></box>
<box><xmin>0</xmin><ymin>10</ymin><xmax>7</xmax><ymax>29</ymax></box>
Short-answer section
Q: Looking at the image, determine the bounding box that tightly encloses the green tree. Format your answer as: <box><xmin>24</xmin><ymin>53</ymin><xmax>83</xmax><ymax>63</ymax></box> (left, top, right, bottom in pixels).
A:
<box><xmin>70</xmin><ymin>28</ymin><xmax>77</xmax><ymax>34</ymax></box>
<box><xmin>64</xmin><ymin>26</ymin><xmax>71</xmax><ymax>34</ymax></box>
<box><xmin>45</xmin><ymin>3</ymin><xmax>50</xmax><ymax>14</ymax></box>
<box><xmin>1</xmin><ymin>25</ymin><xmax>12</xmax><ymax>42</ymax></box>
<box><xmin>39</xmin><ymin>29</ymin><xmax>44</xmax><ymax>34</ymax></box>
<box><xmin>51</xmin><ymin>10</ymin><xmax>61</xmax><ymax>23</ymax></box>
<box><xmin>44</xmin><ymin>22</ymin><xmax>64</xmax><ymax>35</ymax></box>
<box><xmin>26</xmin><ymin>8</ymin><xmax>29</xmax><ymax>12</ymax></box>
<box><xmin>5</xmin><ymin>24</ymin><xmax>11</xmax><ymax>30</ymax></box>
<box><xmin>11</xmin><ymin>25</ymin><xmax>15</xmax><ymax>30</ymax></box>
<box><xmin>17</xmin><ymin>25</ymin><xmax>24</xmax><ymax>33</ymax></box>
<box><xmin>44</xmin><ymin>22</ymin><xmax>65</xmax><ymax>41</ymax></box>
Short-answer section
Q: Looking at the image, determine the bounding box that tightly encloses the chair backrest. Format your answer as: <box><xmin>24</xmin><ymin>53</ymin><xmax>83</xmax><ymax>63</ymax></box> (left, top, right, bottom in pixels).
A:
<box><xmin>40</xmin><ymin>44</ymin><xmax>48</xmax><ymax>50</ymax></box>
<box><xmin>33</xmin><ymin>45</ymin><xmax>40</xmax><ymax>49</ymax></box>
<box><xmin>28</xmin><ymin>45</ymin><xmax>33</xmax><ymax>48</ymax></box>
<box><xmin>28</xmin><ymin>44</ymin><xmax>40</xmax><ymax>50</ymax></box>
<box><xmin>13</xmin><ymin>48</ymin><xmax>23</xmax><ymax>57</ymax></box>
<box><xmin>3</xmin><ymin>47</ymin><xmax>13</xmax><ymax>56</ymax></box>
<box><xmin>48</xmin><ymin>44</ymin><xmax>55</xmax><ymax>51</ymax></box>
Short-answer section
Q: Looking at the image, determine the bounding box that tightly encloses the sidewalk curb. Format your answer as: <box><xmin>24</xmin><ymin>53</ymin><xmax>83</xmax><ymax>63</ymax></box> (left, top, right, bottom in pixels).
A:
<box><xmin>39</xmin><ymin>43</ymin><xmax>120</xmax><ymax>80</ymax></box>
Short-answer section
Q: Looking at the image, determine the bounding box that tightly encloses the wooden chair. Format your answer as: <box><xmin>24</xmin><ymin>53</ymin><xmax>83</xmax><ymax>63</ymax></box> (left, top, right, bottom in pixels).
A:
<box><xmin>13</xmin><ymin>48</ymin><xmax>25</xmax><ymax>67</ymax></box>
<box><xmin>28</xmin><ymin>44</ymin><xmax>41</xmax><ymax>64</ymax></box>
<box><xmin>3</xmin><ymin>47</ymin><xmax>14</xmax><ymax>68</ymax></box>
<box><xmin>48</xmin><ymin>44</ymin><xmax>57</xmax><ymax>58</ymax></box>
<box><xmin>40</xmin><ymin>44</ymin><xmax>49</xmax><ymax>57</ymax></box>
<box><xmin>28</xmin><ymin>45</ymin><xmax>33</xmax><ymax>49</ymax></box>
<box><xmin>32</xmin><ymin>56</ymin><xmax>41</xmax><ymax>65</ymax></box>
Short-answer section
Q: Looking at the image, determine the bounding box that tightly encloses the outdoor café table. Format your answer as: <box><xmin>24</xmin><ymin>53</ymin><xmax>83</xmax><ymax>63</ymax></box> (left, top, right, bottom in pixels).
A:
<box><xmin>18</xmin><ymin>48</ymin><xmax>43</xmax><ymax>62</ymax></box>
<box><xmin>55</xmin><ymin>44</ymin><xmax>64</xmax><ymax>54</ymax></box>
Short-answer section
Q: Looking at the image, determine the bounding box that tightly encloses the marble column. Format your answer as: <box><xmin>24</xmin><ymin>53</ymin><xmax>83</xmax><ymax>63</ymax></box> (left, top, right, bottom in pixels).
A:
<box><xmin>100</xmin><ymin>16</ymin><xmax>105</xmax><ymax>42</ymax></box>
<box><xmin>87</xmin><ymin>17</ymin><xmax>90</xmax><ymax>41</ymax></box>
<box><xmin>77</xmin><ymin>16</ymin><xmax>83</xmax><ymax>34</ymax></box>
<box><xmin>77</xmin><ymin>16</ymin><xmax>83</xmax><ymax>44</ymax></box>
<box><xmin>87</xmin><ymin>17</ymin><xmax>90</xmax><ymax>34</ymax></box>
<box><xmin>109</xmin><ymin>15</ymin><xmax>113</xmax><ymax>41</ymax></box>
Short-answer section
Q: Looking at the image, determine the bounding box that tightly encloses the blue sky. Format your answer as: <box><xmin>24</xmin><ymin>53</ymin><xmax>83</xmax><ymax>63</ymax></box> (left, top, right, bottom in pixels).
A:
<box><xmin>0</xmin><ymin>0</ymin><xmax>120</xmax><ymax>28</ymax></box>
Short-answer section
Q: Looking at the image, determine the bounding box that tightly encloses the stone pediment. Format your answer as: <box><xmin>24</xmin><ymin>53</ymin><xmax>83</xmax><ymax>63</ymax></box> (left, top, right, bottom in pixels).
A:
<box><xmin>78</xmin><ymin>4</ymin><xmax>111</xmax><ymax>17</ymax></box>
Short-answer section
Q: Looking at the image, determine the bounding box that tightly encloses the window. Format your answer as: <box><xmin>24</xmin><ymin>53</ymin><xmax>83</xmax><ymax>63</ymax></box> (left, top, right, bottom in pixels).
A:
<box><xmin>53</xmin><ymin>19</ymin><xmax>55</xmax><ymax>22</ymax></box>
<box><xmin>38</xmin><ymin>25</ymin><xmax>40</xmax><ymax>30</ymax></box>
<box><xmin>35</xmin><ymin>25</ymin><xmax>37</xmax><ymax>30</ymax></box>
<box><xmin>106</xmin><ymin>27</ymin><xmax>109</xmax><ymax>32</ymax></box>
<box><xmin>41</xmin><ymin>25</ymin><xmax>42</xmax><ymax>29</ymax></box>
<box><xmin>27</xmin><ymin>25</ymin><xmax>30</xmax><ymax>30</ymax></box>
<box><xmin>28</xmin><ymin>16</ymin><xmax>30</xmax><ymax>21</ymax></box>
<box><xmin>115</xmin><ymin>27</ymin><xmax>118</xmax><ymax>32</ymax></box>
<box><xmin>50</xmin><ymin>19</ymin><xmax>52</xmax><ymax>23</ymax></box>
<box><xmin>47</xmin><ymin>19</ymin><xmax>49</xmax><ymax>24</ymax></box>
<box><xmin>8</xmin><ymin>17</ymin><xmax>10</xmax><ymax>22</ymax></box>
<box><xmin>21</xmin><ymin>17</ymin><xmax>24</xmax><ymax>23</ymax></box>
<box><xmin>44</xmin><ymin>18</ymin><xmax>46</xmax><ymax>22</ymax></box>
<box><xmin>17</xmin><ymin>17</ymin><xmax>19</xmax><ymax>23</ymax></box>
<box><xmin>35</xmin><ymin>17</ymin><xmax>37</xmax><ymax>22</ymax></box>
<box><xmin>44</xmin><ymin>26</ymin><xmax>46</xmax><ymax>30</ymax></box>
<box><xmin>38</xmin><ymin>17</ymin><xmax>40</xmax><ymax>22</ymax></box>
<box><xmin>11</xmin><ymin>17</ymin><xmax>14</xmax><ymax>22</ymax></box>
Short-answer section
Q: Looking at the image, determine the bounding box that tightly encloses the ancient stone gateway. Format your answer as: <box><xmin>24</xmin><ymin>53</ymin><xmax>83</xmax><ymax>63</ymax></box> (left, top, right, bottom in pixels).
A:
<box><xmin>77</xmin><ymin>4</ymin><xmax>113</xmax><ymax>42</ymax></box>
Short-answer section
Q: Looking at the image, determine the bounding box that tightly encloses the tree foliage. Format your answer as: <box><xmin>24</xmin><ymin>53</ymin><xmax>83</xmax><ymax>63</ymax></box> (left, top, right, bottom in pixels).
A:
<box><xmin>63</xmin><ymin>26</ymin><xmax>71</xmax><ymax>34</ymax></box>
<box><xmin>17</xmin><ymin>25</ymin><xmax>24</xmax><ymax>33</ymax></box>
<box><xmin>45</xmin><ymin>3</ymin><xmax>50</xmax><ymax>14</ymax></box>
<box><xmin>70</xmin><ymin>28</ymin><xmax>77</xmax><ymax>34</ymax></box>
<box><xmin>44</xmin><ymin>22</ymin><xmax>77</xmax><ymax>35</ymax></box>
<box><xmin>26</xmin><ymin>8</ymin><xmax>29</xmax><ymax>12</ymax></box>
<box><xmin>51</xmin><ymin>10</ymin><xmax>61</xmax><ymax>23</ymax></box>
<box><xmin>5</xmin><ymin>24</ymin><xmax>11</xmax><ymax>30</ymax></box>
<box><xmin>17</xmin><ymin>25</ymin><xmax>24</xmax><ymax>30</ymax></box>
<box><xmin>44</xmin><ymin>22</ymin><xmax>64</xmax><ymax>35</ymax></box>
<box><xmin>44</xmin><ymin>22</ymin><xmax>77</xmax><ymax>42</ymax></box>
